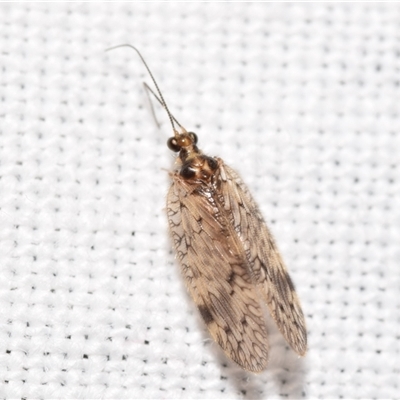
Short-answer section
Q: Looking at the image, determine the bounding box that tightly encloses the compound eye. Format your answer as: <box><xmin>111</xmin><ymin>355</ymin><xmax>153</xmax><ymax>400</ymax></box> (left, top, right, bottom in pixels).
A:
<box><xmin>167</xmin><ymin>137</ymin><xmax>180</xmax><ymax>152</ymax></box>
<box><xmin>188</xmin><ymin>132</ymin><xmax>198</xmax><ymax>144</ymax></box>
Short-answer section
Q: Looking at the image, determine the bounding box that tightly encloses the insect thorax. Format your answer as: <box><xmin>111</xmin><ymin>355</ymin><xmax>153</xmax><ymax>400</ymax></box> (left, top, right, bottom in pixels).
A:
<box><xmin>167</xmin><ymin>132</ymin><xmax>219</xmax><ymax>184</ymax></box>
<box><xmin>179</xmin><ymin>154</ymin><xmax>219</xmax><ymax>184</ymax></box>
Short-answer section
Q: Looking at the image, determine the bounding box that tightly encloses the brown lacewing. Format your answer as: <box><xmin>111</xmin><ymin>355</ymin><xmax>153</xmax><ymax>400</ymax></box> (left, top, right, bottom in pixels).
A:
<box><xmin>109</xmin><ymin>45</ymin><xmax>307</xmax><ymax>372</ymax></box>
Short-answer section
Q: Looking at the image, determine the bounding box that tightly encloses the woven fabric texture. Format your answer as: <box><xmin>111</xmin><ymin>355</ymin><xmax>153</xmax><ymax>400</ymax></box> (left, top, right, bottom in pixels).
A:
<box><xmin>0</xmin><ymin>3</ymin><xmax>399</xmax><ymax>399</ymax></box>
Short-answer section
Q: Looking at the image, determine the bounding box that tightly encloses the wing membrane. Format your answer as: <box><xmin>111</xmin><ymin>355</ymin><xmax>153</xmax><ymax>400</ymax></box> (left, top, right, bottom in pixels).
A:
<box><xmin>167</xmin><ymin>173</ymin><xmax>270</xmax><ymax>372</ymax></box>
<box><xmin>219</xmin><ymin>161</ymin><xmax>307</xmax><ymax>356</ymax></box>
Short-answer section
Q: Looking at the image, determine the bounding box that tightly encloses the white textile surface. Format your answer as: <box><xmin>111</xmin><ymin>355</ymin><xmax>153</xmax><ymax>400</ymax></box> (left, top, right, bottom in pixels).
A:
<box><xmin>0</xmin><ymin>3</ymin><xmax>399</xmax><ymax>399</ymax></box>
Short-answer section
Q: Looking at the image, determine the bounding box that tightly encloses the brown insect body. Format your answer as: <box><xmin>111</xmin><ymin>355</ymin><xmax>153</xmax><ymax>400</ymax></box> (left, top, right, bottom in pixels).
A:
<box><xmin>167</xmin><ymin>131</ymin><xmax>307</xmax><ymax>372</ymax></box>
<box><xmin>109</xmin><ymin>44</ymin><xmax>307</xmax><ymax>372</ymax></box>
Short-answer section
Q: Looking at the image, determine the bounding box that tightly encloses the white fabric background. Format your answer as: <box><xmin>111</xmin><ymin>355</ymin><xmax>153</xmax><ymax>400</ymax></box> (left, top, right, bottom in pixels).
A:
<box><xmin>0</xmin><ymin>3</ymin><xmax>399</xmax><ymax>399</ymax></box>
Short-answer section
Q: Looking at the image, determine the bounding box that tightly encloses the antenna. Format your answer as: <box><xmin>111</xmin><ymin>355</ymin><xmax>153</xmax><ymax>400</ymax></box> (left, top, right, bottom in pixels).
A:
<box><xmin>143</xmin><ymin>82</ymin><xmax>183</xmax><ymax>129</ymax></box>
<box><xmin>106</xmin><ymin>44</ymin><xmax>183</xmax><ymax>136</ymax></box>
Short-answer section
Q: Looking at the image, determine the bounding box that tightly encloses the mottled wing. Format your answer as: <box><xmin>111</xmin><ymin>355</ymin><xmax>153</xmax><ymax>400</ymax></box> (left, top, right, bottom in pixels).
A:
<box><xmin>219</xmin><ymin>160</ymin><xmax>307</xmax><ymax>356</ymax></box>
<box><xmin>167</xmin><ymin>174</ymin><xmax>270</xmax><ymax>372</ymax></box>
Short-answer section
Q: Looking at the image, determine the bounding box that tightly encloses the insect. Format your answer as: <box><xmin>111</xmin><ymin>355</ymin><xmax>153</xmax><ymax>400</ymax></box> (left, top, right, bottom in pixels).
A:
<box><xmin>109</xmin><ymin>45</ymin><xmax>307</xmax><ymax>372</ymax></box>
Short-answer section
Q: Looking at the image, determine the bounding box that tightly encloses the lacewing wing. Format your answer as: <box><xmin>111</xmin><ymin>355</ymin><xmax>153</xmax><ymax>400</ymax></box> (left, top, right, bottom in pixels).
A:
<box><xmin>110</xmin><ymin>45</ymin><xmax>307</xmax><ymax>372</ymax></box>
<box><xmin>166</xmin><ymin>134</ymin><xmax>307</xmax><ymax>372</ymax></box>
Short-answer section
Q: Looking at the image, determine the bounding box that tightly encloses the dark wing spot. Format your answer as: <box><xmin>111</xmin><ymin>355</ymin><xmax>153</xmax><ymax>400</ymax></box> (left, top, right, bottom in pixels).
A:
<box><xmin>285</xmin><ymin>272</ymin><xmax>296</xmax><ymax>292</ymax></box>
<box><xmin>198</xmin><ymin>305</ymin><xmax>214</xmax><ymax>325</ymax></box>
<box><xmin>224</xmin><ymin>326</ymin><xmax>232</xmax><ymax>334</ymax></box>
